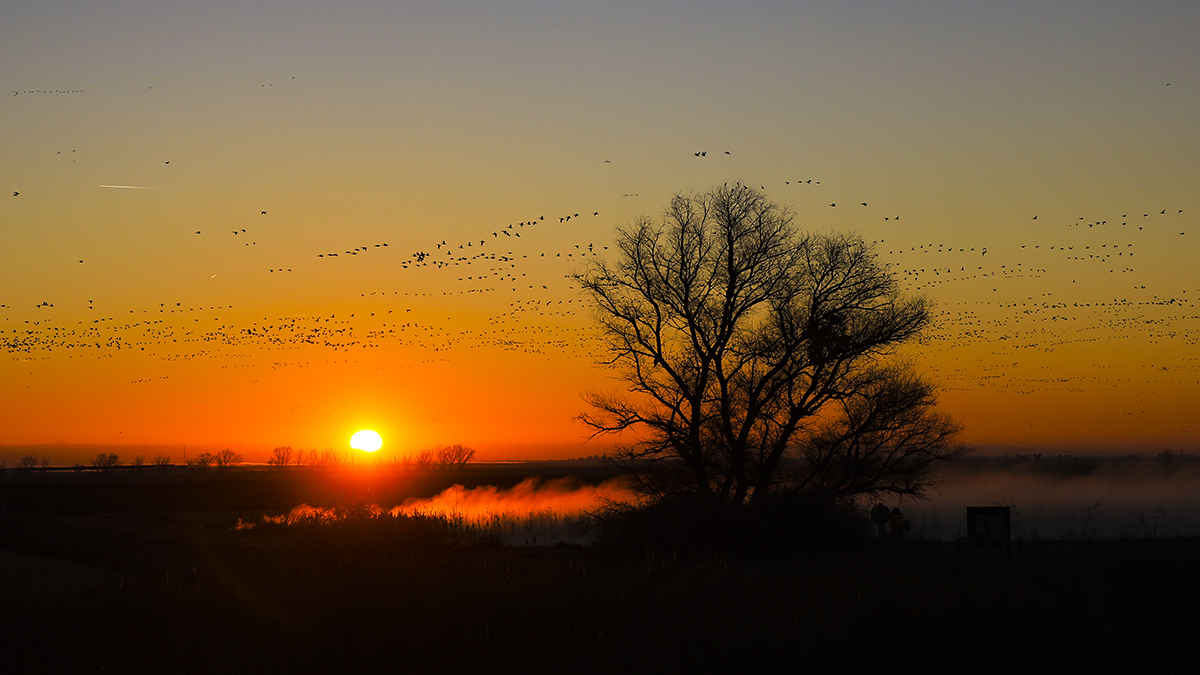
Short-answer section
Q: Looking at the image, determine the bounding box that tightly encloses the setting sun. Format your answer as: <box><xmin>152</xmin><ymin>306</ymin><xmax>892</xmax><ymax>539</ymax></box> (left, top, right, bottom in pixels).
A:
<box><xmin>350</xmin><ymin>429</ymin><xmax>383</xmax><ymax>453</ymax></box>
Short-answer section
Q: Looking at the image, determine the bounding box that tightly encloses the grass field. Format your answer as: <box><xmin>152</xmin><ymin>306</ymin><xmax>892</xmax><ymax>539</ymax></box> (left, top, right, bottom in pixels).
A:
<box><xmin>2</xmin><ymin>463</ymin><xmax>1197</xmax><ymax>673</ymax></box>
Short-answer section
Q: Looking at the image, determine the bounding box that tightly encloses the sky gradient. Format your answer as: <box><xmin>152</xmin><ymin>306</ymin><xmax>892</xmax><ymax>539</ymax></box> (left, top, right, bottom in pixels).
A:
<box><xmin>3</xmin><ymin>1</ymin><xmax>1198</xmax><ymax>461</ymax></box>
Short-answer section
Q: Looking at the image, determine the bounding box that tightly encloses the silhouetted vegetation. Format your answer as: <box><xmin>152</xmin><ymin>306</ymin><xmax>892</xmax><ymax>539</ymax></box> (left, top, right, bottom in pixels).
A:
<box><xmin>578</xmin><ymin>185</ymin><xmax>964</xmax><ymax>546</ymax></box>
<box><xmin>186</xmin><ymin>452</ymin><xmax>215</xmax><ymax>470</ymax></box>
<box><xmin>403</xmin><ymin>444</ymin><xmax>477</xmax><ymax>470</ymax></box>
<box><xmin>1</xmin><ymin>469</ymin><xmax>1196</xmax><ymax>673</ymax></box>
<box><xmin>214</xmin><ymin>448</ymin><xmax>243</xmax><ymax>470</ymax></box>
<box><xmin>434</xmin><ymin>443</ymin><xmax>476</xmax><ymax>468</ymax></box>
<box><xmin>90</xmin><ymin>452</ymin><xmax>121</xmax><ymax>471</ymax></box>
<box><xmin>267</xmin><ymin>445</ymin><xmax>294</xmax><ymax>469</ymax></box>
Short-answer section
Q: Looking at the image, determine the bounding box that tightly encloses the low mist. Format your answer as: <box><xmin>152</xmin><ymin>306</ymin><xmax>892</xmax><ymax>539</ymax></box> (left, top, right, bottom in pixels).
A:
<box><xmin>393</xmin><ymin>477</ymin><xmax>638</xmax><ymax>545</ymax></box>
<box><xmin>903</xmin><ymin>461</ymin><xmax>1200</xmax><ymax>541</ymax></box>
<box><xmin>258</xmin><ymin>477</ymin><xmax>639</xmax><ymax>546</ymax></box>
<box><xmin>253</xmin><ymin>460</ymin><xmax>1200</xmax><ymax>545</ymax></box>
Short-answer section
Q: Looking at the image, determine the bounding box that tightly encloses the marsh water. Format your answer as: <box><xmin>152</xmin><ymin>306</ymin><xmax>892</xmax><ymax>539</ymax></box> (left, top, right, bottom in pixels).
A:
<box><xmin>900</xmin><ymin>457</ymin><xmax>1200</xmax><ymax>541</ymax></box>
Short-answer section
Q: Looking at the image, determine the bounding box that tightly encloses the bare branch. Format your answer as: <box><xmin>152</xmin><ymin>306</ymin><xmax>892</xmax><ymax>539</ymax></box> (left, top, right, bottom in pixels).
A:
<box><xmin>578</xmin><ymin>185</ymin><xmax>963</xmax><ymax>515</ymax></box>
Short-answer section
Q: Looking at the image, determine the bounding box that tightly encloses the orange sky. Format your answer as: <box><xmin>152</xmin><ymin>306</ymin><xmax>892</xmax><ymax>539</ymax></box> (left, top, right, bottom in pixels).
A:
<box><xmin>2</xmin><ymin>2</ymin><xmax>1198</xmax><ymax>462</ymax></box>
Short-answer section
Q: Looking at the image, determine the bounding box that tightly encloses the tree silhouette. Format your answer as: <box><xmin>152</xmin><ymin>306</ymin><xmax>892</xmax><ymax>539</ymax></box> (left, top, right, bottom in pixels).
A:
<box><xmin>413</xmin><ymin>449</ymin><xmax>435</xmax><ymax>469</ymax></box>
<box><xmin>268</xmin><ymin>445</ymin><xmax>294</xmax><ymax>469</ymax></box>
<box><xmin>187</xmin><ymin>452</ymin><xmax>215</xmax><ymax>470</ymax></box>
<box><xmin>434</xmin><ymin>444</ymin><xmax>476</xmax><ymax>469</ymax></box>
<box><xmin>317</xmin><ymin>449</ymin><xmax>342</xmax><ymax>469</ymax></box>
<box><xmin>577</xmin><ymin>185</ymin><xmax>964</xmax><ymax>516</ymax></box>
<box><xmin>91</xmin><ymin>452</ymin><xmax>121</xmax><ymax>471</ymax></box>
<box><xmin>215</xmin><ymin>448</ymin><xmax>244</xmax><ymax>471</ymax></box>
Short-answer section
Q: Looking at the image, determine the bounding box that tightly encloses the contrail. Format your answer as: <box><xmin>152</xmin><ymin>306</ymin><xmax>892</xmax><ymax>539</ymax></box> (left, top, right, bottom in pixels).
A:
<box><xmin>97</xmin><ymin>184</ymin><xmax>160</xmax><ymax>190</ymax></box>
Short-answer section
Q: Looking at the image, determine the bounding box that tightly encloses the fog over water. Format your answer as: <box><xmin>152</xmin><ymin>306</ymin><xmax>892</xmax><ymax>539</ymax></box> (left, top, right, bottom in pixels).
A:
<box><xmin>254</xmin><ymin>458</ymin><xmax>1200</xmax><ymax>545</ymax></box>
<box><xmin>260</xmin><ymin>477</ymin><xmax>638</xmax><ymax>546</ymax></box>
<box><xmin>902</xmin><ymin>460</ymin><xmax>1200</xmax><ymax>541</ymax></box>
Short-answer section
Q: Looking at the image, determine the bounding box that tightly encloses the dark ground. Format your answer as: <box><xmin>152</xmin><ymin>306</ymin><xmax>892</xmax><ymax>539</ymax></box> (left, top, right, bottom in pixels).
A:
<box><xmin>2</xmin><ymin>466</ymin><xmax>1197</xmax><ymax>673</ymax></box>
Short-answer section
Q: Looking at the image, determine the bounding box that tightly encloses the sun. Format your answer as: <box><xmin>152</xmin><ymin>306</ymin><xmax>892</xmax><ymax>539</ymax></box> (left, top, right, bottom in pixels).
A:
<box><xmin>350</xmin><ymin>429</ymin><xmax>383</xmax><ymax>453</ymax></box>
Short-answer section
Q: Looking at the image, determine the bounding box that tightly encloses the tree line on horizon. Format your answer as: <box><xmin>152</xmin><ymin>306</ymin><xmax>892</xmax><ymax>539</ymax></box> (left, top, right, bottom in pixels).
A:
<box><xmin>266</xmin><ymin>443</ymin><xmax>475</xmax><ymax>470</ymax></box>
<box><xmin>2</xmin><ymin>443</ymin><xmax>480</xmax><ymax>473</ymax></box>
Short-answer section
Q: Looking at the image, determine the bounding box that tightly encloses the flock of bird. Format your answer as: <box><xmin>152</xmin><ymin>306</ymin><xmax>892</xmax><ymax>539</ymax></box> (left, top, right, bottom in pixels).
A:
<box><xmin>12</xmin><ymin>88</ymin><xmax>85</xmax><ymax>96</ymax></box>
<box><xmin>4</xmin><ymin>136</ymin><xmax>1196</xmax><ymax>436</ymax></box>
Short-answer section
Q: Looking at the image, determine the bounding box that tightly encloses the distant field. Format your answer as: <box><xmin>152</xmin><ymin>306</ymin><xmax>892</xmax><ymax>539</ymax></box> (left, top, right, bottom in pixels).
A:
<box><xmin>2</xmin><ymin>459</ymin><xmax>1198</xmax><ymax>671</ymax></box>
<box><xmin>0</xmin><ymin>461</ymin><xmax>622</xmax><ymax>514</ymax></box>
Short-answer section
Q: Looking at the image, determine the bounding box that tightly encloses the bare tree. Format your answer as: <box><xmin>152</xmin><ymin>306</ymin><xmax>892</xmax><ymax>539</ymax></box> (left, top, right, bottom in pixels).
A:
<box><xmin>294</xmin><ymin>448</ymin><xmax>317</xmax><ymax>468</ymax></box>
<box><xmin>576</xmin><ymin>185</ymin><xmax>964</xmax><ymax>514</ymax></box>
<box><xmin>434</xmin><ymin>444</ymin><xmax>476</xmax><ymax>469</ymax></box>
<box><xmin>317</xmin><ymin>448</ymin><xmax>341</xmax><ymax>469</ymax></box>
<box><xmin>413</xmin><ymin>449</ymin><xmax>435</xmax><ymax>469</ymax></box>
<box><xmin>91</xmin><ymin>452</ymin><xmax>121</xmax><ymax>471</ymax></box>
<box><xmin>268</xmin><ymin>445</ymin><xmax>294</xmax><ymax>470</ymax></box>
<box><xmin>214</xmin><ymin>448</ymin><xmax>243</xmax><ymax>471</ymax></box>
<box><xmin>187</xmin><ymin>452</ymin><xmax>215</xmax><ymax>470</ymax></box>
<box><xmin>18</xmin><ymin>455</ymin><xmax>39</xmax><ymax>472</ymax></box>
<box><xmin>1157</xmin><ymin>448</ymin><xmax>1176</xmax><ymax>468</ymax></box>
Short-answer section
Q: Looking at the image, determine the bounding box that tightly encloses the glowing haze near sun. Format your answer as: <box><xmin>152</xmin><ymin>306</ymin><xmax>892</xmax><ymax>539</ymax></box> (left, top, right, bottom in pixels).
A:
<box><xmin>351</xmin><ymin>430</ymin><xmax>383</xmax><ymax>453</ymax></box>
<box><xmin>1</xmin><ymin>2</ymin><xmax>1198</xmax><ymax>463</ymax></box>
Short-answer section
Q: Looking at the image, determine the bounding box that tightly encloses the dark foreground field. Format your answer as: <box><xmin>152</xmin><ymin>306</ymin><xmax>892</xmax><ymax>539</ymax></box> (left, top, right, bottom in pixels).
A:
<box><xmin>2</xmin><ymin>467</ymin><xmax>1197</xmax><ymax>673</ymax></box>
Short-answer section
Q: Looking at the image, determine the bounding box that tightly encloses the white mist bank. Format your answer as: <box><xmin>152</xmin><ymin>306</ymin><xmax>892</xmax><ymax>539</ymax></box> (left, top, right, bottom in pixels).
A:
<box><xmin>903</xmin><ymin>463</ymin><xmax>1200</xmax><ymax>541</ymax></box>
